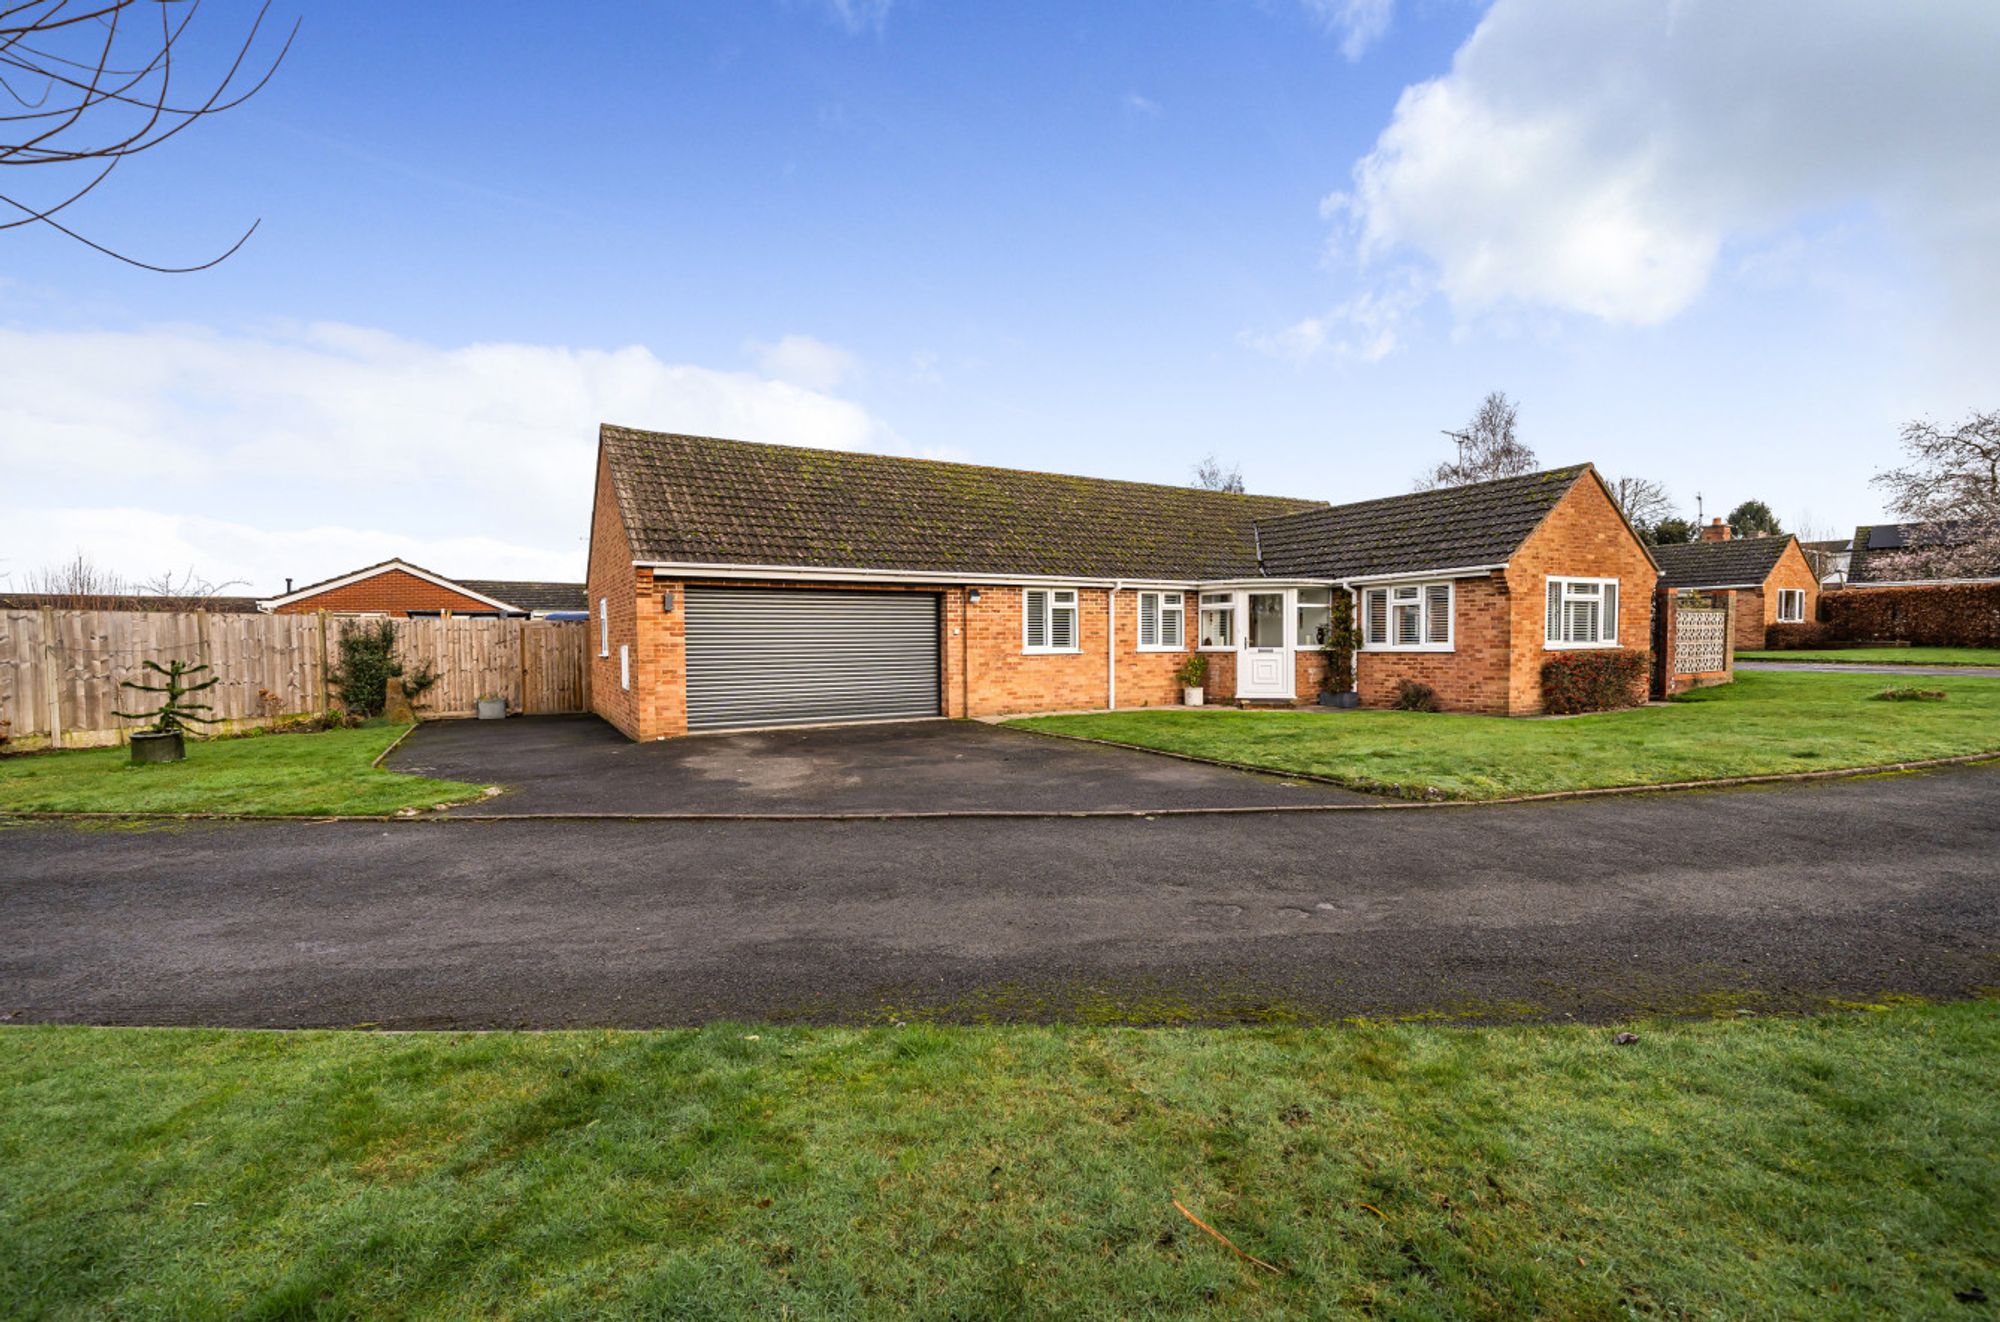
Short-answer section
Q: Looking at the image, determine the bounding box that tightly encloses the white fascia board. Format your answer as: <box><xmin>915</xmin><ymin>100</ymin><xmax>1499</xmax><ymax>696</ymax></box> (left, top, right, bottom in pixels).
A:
<box><xmin>1844</xmin><ymin>576</ymin><xmax>2000</xmax><ymax>588</ymax></box>
<box><xmin>1335</xmin><ymin>563</ymin><xmax>1507</xmax><ymax>587</ymax></box>
<box><xmin>256</xmin><ymin>560</ymin><xmax>521</xmax><ymax>613</ymax></box>
<box><xmin>631</xmin><ymin>560</ymin><xmax>1196</xmax><ymax>590</ymax></box>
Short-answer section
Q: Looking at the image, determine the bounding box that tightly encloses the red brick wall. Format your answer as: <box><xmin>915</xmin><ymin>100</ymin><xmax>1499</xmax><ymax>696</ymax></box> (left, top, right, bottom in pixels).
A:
<box><xmin>272</xmin><ymin>569</ymin><xmax>499</xmax><ymax>618</ymax></box>
<box><xmin>585</xmin><ymin>450</ymin><xmax>643</xmax><ymax>738</ymax></box>
<box><xmin>960</xmin><ymin>586</ymin><xmax>1111</xmax><ymax>716</ymax></box>
<box><xmin>1504</xmin><ymin>475</ymin><xmax>1659</xmax><ymax>714</ymax></box>
<box><xmin>1356</xmin><ymin>573</ymin><xmax>1512</xmax><ymax>713</ymax></box>
<box><xmin>1755</xmin><ymin>541</ymin><xmax>1820</xmax><ymax>647</ymax></box>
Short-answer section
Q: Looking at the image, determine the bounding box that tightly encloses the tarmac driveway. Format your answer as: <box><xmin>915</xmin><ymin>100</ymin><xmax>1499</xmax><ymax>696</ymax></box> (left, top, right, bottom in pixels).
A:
<box><xmin>388</xmin><ymin>715</ymin><xmax>1372</xmax><ymax>814</ymax></box>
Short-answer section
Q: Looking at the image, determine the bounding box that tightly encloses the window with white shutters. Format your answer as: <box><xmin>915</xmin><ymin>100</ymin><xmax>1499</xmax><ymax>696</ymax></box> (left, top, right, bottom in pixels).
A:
<box><xmin>1024</xmin><ymin>588</ymin><xmax>1080</xmax><ymax>653</ymax></box>
<box><xmin>1360</xmin><ymin>580</ymin><xmax>1453</xmax><ymax>651</ymax></box>
<box><xmin>1545</xmin><ymin>577</ymin><xmax>1621</xmax><ymax>647</ymax></box>
<box><xmin>1138</xmin><ymin>591</ymin><xmax>1185</xmax><ymax>650</ymax></box>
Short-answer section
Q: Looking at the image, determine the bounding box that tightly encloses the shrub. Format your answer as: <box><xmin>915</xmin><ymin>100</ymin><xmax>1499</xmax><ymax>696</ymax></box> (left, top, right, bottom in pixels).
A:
<box><xmin>1823</xmin><ymin>583</ymin><xmax>2000</xmax><ymax>647</ymax></box>
<box><xmin>1872</xmin><ymin>687</ymin><xmax>1946</xmax><ymax>702</ymax></box>
<box><xmin>1319</xmin><ymin>594</ymin><xmax>1356</xmax><ymax>694</ymax></box>
<box><xmin>331</xmin><ymin>620</ymin><xmax>438</xmax><ymax>717</ymax></box>
<box><xmin>1176</xmin><ymin>653</ymin><xmax>1209</xmax><ymax>689</ymax></box>
<box><xmin>1764</xmin><ymin>621</ymin><xmax>1834</xmax><ymax>650</ymax></box>
<box><xmin>1391</xmin><ymin>679</ymin><xmax>1441</xmax><ymax>712</ymax></box>
<box><xmin>1541</xmin><ymin>648</ymin><xmax>1651</xmax><ymax>715</ymax></box>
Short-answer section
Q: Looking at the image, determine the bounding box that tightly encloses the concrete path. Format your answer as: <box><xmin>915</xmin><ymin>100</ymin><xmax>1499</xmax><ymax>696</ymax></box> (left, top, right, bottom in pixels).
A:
<box><xmin>4</xmin><ymin>763</ymin><xmax>1997</xmax><ymax>1028</ymax></box>
<box><xmin>1740</xmin><ymin>661</ymin><xmax>2000</xmax><ymax>677</ymax></box>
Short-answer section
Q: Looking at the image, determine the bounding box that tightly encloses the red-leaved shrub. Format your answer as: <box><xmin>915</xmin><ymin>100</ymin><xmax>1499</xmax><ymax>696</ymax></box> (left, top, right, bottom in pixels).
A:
<box><xmin>1541</xmin><ymin>648</ymin><xmax>1651</xmax><ymax>715</ymax></box>
<box><xmin>1764</xmin><ymin>621</ymin><xmax>1834</xmax><ymax>650</ymax></box>
<box><xmin>1391</xmin><ymin>679</ymin><xmax>1442</xmax><ymax>712</ymax></box>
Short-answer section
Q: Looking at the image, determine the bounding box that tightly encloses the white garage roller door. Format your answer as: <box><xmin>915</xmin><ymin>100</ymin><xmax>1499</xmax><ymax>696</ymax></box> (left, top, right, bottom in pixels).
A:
<box><xmin>683</xmin><ymin>587</ymin><xmax>942</xmax><ymax>731</ymax></box>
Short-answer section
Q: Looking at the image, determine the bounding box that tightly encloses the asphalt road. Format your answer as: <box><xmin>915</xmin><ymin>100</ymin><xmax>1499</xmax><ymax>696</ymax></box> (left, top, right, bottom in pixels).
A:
<box><xmin>3</xmin><ymin>765</ymin><xmax>1997</xmax><ymax>1028</ymax></box>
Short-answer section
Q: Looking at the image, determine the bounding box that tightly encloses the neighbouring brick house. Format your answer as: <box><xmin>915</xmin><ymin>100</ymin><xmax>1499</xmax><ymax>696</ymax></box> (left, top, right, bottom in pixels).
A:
<box><xmin>586</xmin><ymin>425</ymin><xmax>1659</xmax><ymax>739</ymax></box>
<box><xmin>259</xmin><ymin>559</ymin><xmax>586</xmax><ymax>619</ymax></box>
<box><xmin>1652</xmin><ymin>523</ymin><xmax>1820</xmax><ymax>651</ymax></box>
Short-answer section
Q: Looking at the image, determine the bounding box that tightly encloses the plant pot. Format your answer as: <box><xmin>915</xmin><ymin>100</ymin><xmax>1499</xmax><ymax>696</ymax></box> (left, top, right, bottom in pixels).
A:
<box><xmin>1183</xmin><ymin>686</ymin><xmax>1204</xmax><ymax>707</ymax></box>
<box><xmin>1319</xmin><ymin>691</ymin><xmax>1361</xmax><ymax>709</ymax></box>
<box><xmin>476</xmin><ymin>698</ymin><xmax>507</xmax><ymax>720</ymax></box>
<box><xmin>130</xmin><ymin>730</ymin><xmax>185</xmax><ymax>764</ymax></box>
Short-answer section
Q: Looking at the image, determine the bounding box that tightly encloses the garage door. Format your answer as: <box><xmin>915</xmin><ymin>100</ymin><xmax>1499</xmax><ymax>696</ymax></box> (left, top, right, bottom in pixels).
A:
<box><xmin>683</xmin><ymin>587</ymin><xmax>942</xmax><ymax>731</ymax></box>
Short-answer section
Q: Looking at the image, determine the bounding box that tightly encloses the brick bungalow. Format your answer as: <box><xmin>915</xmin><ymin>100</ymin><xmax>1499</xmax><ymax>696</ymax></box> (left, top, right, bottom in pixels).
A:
<box><xmin>586</xmin><ymin>426</ymin><xmax>1658</xmax><ymax>739</ymax></box>
<box><xmin>258</xmin><ymin>559</ymin><xmax>586</xmax><ymax>619</ymax></box>
<box><xmin>1652</xmin><ymin>522</ymin><xmax>1820</xmax><ymax>651</ymax></box>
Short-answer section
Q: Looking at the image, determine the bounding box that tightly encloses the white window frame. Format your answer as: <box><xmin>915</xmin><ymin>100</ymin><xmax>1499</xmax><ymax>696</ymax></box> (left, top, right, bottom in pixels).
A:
<box><xmin>599</xmin><ymin>597</ymin><xmax>610</xmax><ymax>657</ymax></box>
<box><xmin>1022</xmin><ymin>587</ymin><xmax>1081</xmax><ymax>654</ymax></box>
<box><xmin>1775</xmin><ymin>588</ymin><xmax>1806</xmax><ymax>623</ymax></box>
<box><xmin>1136</xmin><ymin>590</ymin><xmax>1186</xmax><ymax>652</ymax></box>
<box><xmin>1544</xmin><ymin>576</ymin><xmax>1621</xmax><ymax>649</ymax></box>
<box><xmin>1359</xmin><ymin>580</ymin><xmax>1454</xmax><ymax>653</ymax></box>
<box><xmin>1197</xmin><ymin>592</ymin><xmax>1236</xmax><ymax>652</ymax></box>
<box><xmin>619</xmin><ymin>643</ymin><xmax>630</xmax><ymax>690</ymax></box>
<box><xmin>1295</xmin><ymin>587</ymin><xmax>1334</xmax><ymax>649</ymax></box>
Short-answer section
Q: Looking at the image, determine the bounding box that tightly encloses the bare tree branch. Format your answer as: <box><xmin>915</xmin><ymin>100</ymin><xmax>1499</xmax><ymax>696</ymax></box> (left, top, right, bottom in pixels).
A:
<box><xmin>1192</xmin><ymin>454</ymin><xmax>1246</xmax><ymax>494</ymax></box>
<box><xmin>1419</xmin><ymin>391</ymin><xmax>1537</xmax><ymax>489</ymax></box>
<box><xmin>1869</xmin><ymin>408</ymin><xmax>2000</xmax><ymax>580</ymax></box>
<box><xmin>0</xmin><ymin>0</ymin><xmax>294</xmax><ymax>269</ymax></box>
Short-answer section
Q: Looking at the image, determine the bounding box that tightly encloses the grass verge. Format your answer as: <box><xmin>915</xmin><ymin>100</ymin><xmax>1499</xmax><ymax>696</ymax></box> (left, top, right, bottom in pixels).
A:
<box><xmin>1009</xmin><ymin>671</ymin><xmax>2000</xmax><ymax>799</ymax></box>
<box><xmin>0</xmin><ymin>723</ymin><xmax>488</xmax><ymax>816</ymax></box>
<box><xmin>0</xmin><ymin>1004</ymin><xmax>1993</xmax><ymax>1317</ymax></box>
<box><xmin>1742</xmin><ymin>646</ymin><xmax>2000</xmax><ymax>666</ymax></box>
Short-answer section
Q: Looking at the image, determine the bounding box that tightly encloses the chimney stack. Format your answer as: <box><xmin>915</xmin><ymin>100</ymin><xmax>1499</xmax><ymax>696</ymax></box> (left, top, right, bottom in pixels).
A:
<box><xmin>1701</xmin><ymin>518</ymin><xmax>1732</xmax><ymax>543</ymax></box>
<box><xmin>285</xmin><ymin>577</ymin><xmax>293</xmax><ymax>593</ymax></box>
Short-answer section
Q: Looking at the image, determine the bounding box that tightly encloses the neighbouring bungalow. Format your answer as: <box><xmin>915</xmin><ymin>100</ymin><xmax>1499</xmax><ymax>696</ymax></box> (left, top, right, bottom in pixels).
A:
<box><xmin>1846</xmin><ymin>521</ymin><xmax>2000</xmax><ymax>587</ymax></box>
<box><xmin>257</xmin><ymin>559</ymin><xmax>586</xmax><ymax>619</ymax></box>
<box><xmin>585</xmin><ymin>425</ymin><xmax>1659</xmax><ymax>739</ymax></box>
<box><xmin>1652</xmin><ymin>520</ymin><xmax>1820</xmax><ymax>651</ymax></box>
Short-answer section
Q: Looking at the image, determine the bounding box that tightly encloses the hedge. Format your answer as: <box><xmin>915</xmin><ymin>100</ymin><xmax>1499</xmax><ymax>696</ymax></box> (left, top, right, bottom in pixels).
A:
<box><xmin>1822</xmin><ymin>584</ymin><xmax>2000</xmax><ymax>648</ymax></box>
<box><xmin>1541</xmin><ymin>648</ymin><xmax>1651</xmax><ymax>715</ymax></box>
<box><xmin>1763</xmin><ymin>621</ymin><xmax>1836</xmax><ymax>650</ymax></box>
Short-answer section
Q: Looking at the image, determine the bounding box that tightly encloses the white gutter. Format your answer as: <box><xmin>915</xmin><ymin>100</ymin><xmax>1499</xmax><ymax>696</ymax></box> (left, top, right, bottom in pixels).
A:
<box><xmin>633</xmin><ymin>560</ymin><xmax>1197</xmax><ymax>591</ymax></box>
<box><xmin>1843</xmin><ymin>576</ymin><xmax>2000</xmax><ymax>588</ymax></box>
<box><xmin>1333</xmin><ymin>562</ymin><xmax>1509</xmax><ymax>587</ymax></box>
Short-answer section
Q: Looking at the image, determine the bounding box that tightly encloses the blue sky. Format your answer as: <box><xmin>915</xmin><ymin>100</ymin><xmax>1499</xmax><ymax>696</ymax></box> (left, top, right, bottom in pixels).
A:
<box><xmin>5</xmin><ymin>0</ymin><xmax>1996</xmax><ymax>589</ymax></box>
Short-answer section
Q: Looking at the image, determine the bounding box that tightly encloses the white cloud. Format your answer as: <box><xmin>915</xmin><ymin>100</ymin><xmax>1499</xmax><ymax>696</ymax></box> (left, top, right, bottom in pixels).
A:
<box><xmin>1302</xmin><ymin>0</ymin><xmax>1395</xmax><ymax>61</ymax></box>
<box><xmin>1122</xmin><ymin>92</ymin><xmax>1162</xmax><ymax>116</ymax></box>
<box><xmin>745</xmin><ymin>333</ymin><xmax>862</xmax><ymax>391</ymax></box>
<box><xmin>1331</xmin><ymin>0</ymin><xmax>2000</xmax><ymax>327</ymax></box>
<box><xmin>0</xmin><ymin>323</ymin><xmax>901</xmax><ymax>593</ymax></box>
<box><xmin>1241</xmin><ymin>272</ymin><xmax>1426</xmax><ymax>365</ymax></box>
<box><xmin>812</xmin><ymin>0</ymin><xmax>894</xmax><ymax>35</ymax></box>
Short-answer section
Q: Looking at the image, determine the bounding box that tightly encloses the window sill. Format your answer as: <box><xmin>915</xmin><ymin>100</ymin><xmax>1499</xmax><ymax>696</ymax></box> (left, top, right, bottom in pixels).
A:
<box><xmin>1361</xmin><ymin>644</ymin><xmax>1455</xmax><ymax>654</ymax></box>
<box><xmin>1022</xmin><ymin>647</ymin><xmax>1082</xmax><ymax>656</ymax></box>
<box><xmin>1136</xmin><ymin>644</ymin><xmax>1188</xmax><ymax>654</ymax></box>
<box><xmin>1543</xmin><ymin>640</ymin><xmax>1620</xmax><ymax>650</ymax></box>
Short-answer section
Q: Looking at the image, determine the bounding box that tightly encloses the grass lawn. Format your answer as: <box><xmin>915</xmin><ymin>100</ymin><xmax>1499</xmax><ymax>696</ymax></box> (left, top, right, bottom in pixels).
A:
<box><xmin>1009</xmin><ymin>671</ymin><xmax>2000</xmax><ymax>799</ymax></box>
<box><xmin>1742</xmin><ymin>646</ymin><xmax>2000</xmax><ymax>666</ymax></box>
<box><xmin>0</xmin><ymin>1005</ymin><xmax>1992</xmax><ymax>1317</ymax></box>
<box><xmin>0</xmin><ymin>724</ymin><xmax>488</xmax><ymax>816</ymax></box>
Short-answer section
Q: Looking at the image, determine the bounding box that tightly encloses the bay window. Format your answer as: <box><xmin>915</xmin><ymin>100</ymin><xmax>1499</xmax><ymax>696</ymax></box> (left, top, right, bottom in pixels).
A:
<box><xmin>1137</xmin><ymin>590</ymin><xmax>1186</xmax><ymax>650</ymax></box>
<box><xmin>1545</xmin><ymin>577</ymin><xmax>1619</xmax><ymax>647</ymax></box>
<box><xmin>1198</xmin><ymin>592</ymin><xmax>1234</xmax><ymax>649</ymax></box>
<box><xmin>1023</xmin><ymin>588</ymin><xmax>1080</xmax><ymax>653</ymax></box>
<box><xmin>1360</xmin><ymin>581</ymin><xmax>1452</xmax><ymax>651</ymax></box>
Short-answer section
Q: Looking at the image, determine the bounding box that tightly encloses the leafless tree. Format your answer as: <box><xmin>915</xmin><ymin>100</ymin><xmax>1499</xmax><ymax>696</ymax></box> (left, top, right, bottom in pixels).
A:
<box><xmin>1608</xmin><ymin>475</ymin><xmax>1676</xmax><ymax>533</ymax></box>
<box><xmin>21</xmin><ymin>550</ymin><xmax>127</xmax><ymax>605</ymax></box>
<box><xmin>134</xmin><ymin>565</ymin><xmax>247</xmax><ymax>608</ymax></box>
<box><xmin>1419</xmin><ymin>391</ymin><xmax>1537</xmax><ymax>489</ymax></box>
<box><xmin>1192</xmin><ymin>453</ymin><xmax>1246</xmax><ymax>494</ymax></box>
<box><xmin>1870</xmin><ymin>407</ymin><xmax>2000</xmax><ymax>580</ymax></box>
<box><xmin>1</xmin><ymin>0</ymin><xmax>296</xmax><ymax>271</ymax></box>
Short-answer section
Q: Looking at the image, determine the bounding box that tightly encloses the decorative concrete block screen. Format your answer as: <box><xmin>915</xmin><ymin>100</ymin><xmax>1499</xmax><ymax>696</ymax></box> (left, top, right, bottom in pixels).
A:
<box><xmin>1673</xmin><ymin>606</ymin><xmax>1729</xmax><ymax>675</ymax></box>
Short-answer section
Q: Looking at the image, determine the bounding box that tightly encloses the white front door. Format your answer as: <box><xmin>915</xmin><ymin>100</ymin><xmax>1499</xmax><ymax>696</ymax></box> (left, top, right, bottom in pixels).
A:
<box><xmin>1239</xmin><ymin>590</ymin><xmax>1293</xmax><ymax>699</ymax></box>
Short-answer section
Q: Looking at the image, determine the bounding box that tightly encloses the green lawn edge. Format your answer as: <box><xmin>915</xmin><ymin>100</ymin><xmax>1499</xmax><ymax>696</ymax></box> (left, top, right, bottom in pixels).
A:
<box><xmin>1007</xmin><ymin>671</ymin><xmax>2000</xmax><ymax>801</ymax></box>
<box><xmin>0</xmin><ymin>723</ymin><xmax>489</xmax><ymax>816</ymax></box>
<box><xmin>2</xmin><ymin>1003</ymin><xmax>1993</xmax><ymax>1317</ymax></box>
<box><xmin>1741</xmin><ymin>646</ymin><xmax>2000</xmax><ymax>667</ymax></box>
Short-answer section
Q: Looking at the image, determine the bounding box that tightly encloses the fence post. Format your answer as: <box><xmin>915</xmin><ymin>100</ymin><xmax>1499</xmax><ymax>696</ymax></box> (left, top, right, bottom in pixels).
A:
<box><xmin>38</xmin><ymin>606</ymin><xmax>62</xmax><ymax>748</ymax></box>
<box><xmin>317</xmin><ymin>611</ymin><xmax>330</xmax><ymax>713</ymax></box>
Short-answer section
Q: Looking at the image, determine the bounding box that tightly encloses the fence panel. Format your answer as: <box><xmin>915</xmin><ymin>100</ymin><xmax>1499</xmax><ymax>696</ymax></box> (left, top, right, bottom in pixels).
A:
<box><xmin>1</xmin><ymin>610</ymin><xmax>588</xmax><ymax>749</ymax></box>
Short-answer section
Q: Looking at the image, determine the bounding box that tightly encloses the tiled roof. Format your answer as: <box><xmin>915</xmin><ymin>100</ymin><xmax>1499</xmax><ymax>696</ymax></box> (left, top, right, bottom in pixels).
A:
<box><xmin>1253</xmin><ymin>466</ymin><xmax>1596</xmax><ymax>580</ymax></box>
<box><xmin>0</xmin><ymin>593</ymin><xmax>263</xmax><ymax>613</ymax></box>
<box><xmin>600</xmin><ymin>425</ymin><xmax>1322</xmax><ymax>580</ymax></box>
<box><xmin>1848</xmin><ymin>521</ymin><xmax>1996</xmax><ymax>583</ymax></box>
<box><xmin>1652</xmin><ymin>536</ymin><xmax>1795</xmax><ymax>589</ymax></box>
<box><xmin>457</xmin><ymin>580</ymin><xmax>587</xmax><ymax>612</ymax></box>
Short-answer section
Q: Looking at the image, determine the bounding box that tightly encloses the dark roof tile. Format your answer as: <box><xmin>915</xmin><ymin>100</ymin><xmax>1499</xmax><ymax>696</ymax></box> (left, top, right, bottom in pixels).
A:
<box><xmin>1652</xmin><ymin>536</ymin><xmax>1795</xmax><ymax>589</ymax></box>
<box><xmin>457</xmin><ymin>579</ymin><xmax>587</xmax><ymax>612</ymax></box>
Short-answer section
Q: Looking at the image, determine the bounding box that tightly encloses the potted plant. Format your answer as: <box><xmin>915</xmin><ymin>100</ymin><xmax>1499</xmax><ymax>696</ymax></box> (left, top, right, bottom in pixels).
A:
<box><xmin>1177</xmin><ymin>653</ymin><xmax>1208</xmax><ymax>707</ymax></box>
<box><xmin>476</xmin><ymin>693</ymin><xmax>507</xmax><ymax>720</ymax></box>
<box><xmin>114</xmin><ymin>658</ymin><xmax>220</xmax><ymax>763</ymax></box>
<box><xmin>1318</xmin><ymin>595</ymin><xmax>1361</xmax><ymax>708</ymax></box>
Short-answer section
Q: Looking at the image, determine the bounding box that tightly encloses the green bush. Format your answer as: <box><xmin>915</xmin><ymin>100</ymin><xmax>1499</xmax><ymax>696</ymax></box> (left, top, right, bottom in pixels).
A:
<box><xmin>1872</xmin><ymin>687</ymin><xmax>1946</xmax><ymax>702</ymax></box>
<box><xmin>330</xmin><ymin>621</ymin><xmax>437</xmax><ymax>717</ymax></box>
<box><xmin>1175</xmin><ymin>653</ymin><xmax>1208</xmax><ymax>689</ymax></box>
<box><xmin>1541</xmin><ymin>648</ymin><xmax>1651</xmax><ymax>715</ymax></box>
<box><xmin>1391</xmin><ymin>678</ymin><xmax>1441</xmax><ymax>712</ymax></box>
<box><xmin>1320</xmin><ymin>593</ymin><xmax>1356</xmax><ymax>694</ymax></box>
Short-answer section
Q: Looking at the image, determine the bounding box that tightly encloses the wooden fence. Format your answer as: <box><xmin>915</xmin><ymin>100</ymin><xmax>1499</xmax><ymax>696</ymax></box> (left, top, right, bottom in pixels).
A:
<box><xmin>0</xmin><ymin>609</ymin><xmax>588</xmax><ymax>750</ymax></box>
